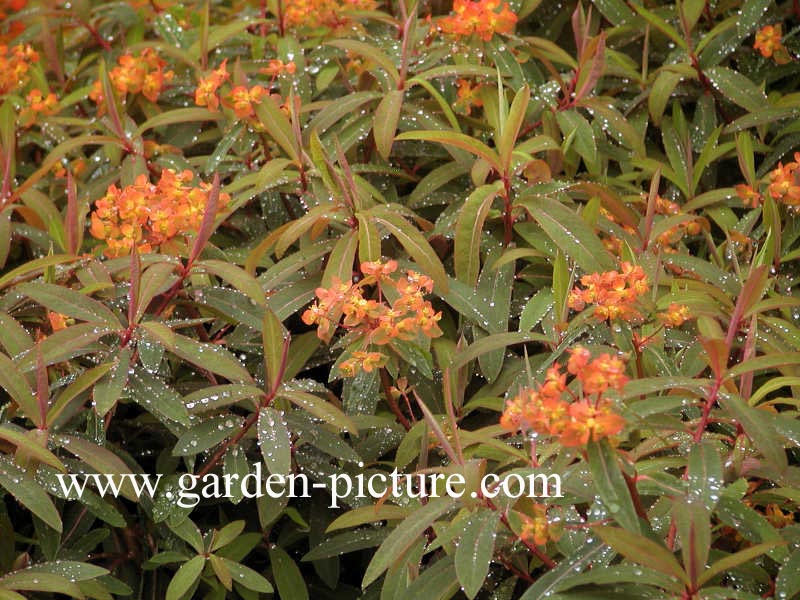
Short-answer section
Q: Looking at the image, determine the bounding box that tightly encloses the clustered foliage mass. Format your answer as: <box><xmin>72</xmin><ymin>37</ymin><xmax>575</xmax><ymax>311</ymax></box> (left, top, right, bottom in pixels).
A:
<box><xmin>0</xmin><ymin>0</ymin><xmax>800</xmax><ymax>598</ymax></box>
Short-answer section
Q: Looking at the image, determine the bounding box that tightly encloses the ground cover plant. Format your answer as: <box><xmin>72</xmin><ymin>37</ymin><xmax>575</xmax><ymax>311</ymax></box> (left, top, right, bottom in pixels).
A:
<box><xmin>1</xmin><ymin>0</ymin><xmax>800</xmax><ymax>598</ymax></box>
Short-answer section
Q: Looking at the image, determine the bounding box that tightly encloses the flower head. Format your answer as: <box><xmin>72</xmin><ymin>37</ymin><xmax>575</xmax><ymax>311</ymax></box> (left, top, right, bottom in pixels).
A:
<box><xmin>439</xmin><ymin>0</ymin><xmax>517</xmax><ymax>41</ymax></box>
<box><xmin>567</xmin><ymin>262</ymin><xmax>649</xmax><ymax>322</ymax></box>
<box><xmin>754</xmin><ymin>24</ymin><xmax>783</xmax><ymax>58</ymax></box>
<box><xmin>501</xmin><ymin>347</ymin><xmax>627</xmax><ymax>447</ymax></box>
<box><xmin>89</xmin><ymin>169</ymin><xmax>229</xmax><ymax>257</ymax></box>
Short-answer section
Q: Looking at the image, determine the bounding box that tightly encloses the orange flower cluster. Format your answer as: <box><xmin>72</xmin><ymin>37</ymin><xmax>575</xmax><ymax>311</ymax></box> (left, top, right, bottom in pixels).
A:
<box><xmin>89</xmin><ymin>49</ymin><xmax>174</xmax><ymax>110</ymax></box>
<box><xmin>89</xmin><ymin>169</ymin><xmax>230</xmax><ymax>257</ymax></box>
<box><xmin>439</xmin><ymin>0</ymin><xmax>517</xmax><ymax>41</ymax></box>
<box><xmin>454</xmin><ymin>79</ymin><xmax>483</xmax><ymax>115</ymax></box>
<box><xmin>754</xmin><ymin>24</ymin><xmax>790</xmax><ymax>63</ymax></box>
<box><xmin>223</xmin><ymin>85</ymin><xmax>267</xmax><ymax>119</ymax></box>
<box><xmin>195</xmin><ymin>59</ymin><xmax>229</xmax><ymax>111</ymax></box>
<box><xmin>0</xmin><ymin>43</ymin><xmax>37</xmax><ymax>95</ymax></box>
<box><xmin>658</xmin><ymin>302</ymin><xmax>691</xmax><ymax>327</ymax></box>
<box><xmin>260</xmin><ymin>59</ymin><xmax>297</xmax><ymax>78</ymax></box>
<box><xmin>0</xmin><ymin>0</ymin><xmax>25</xmax><ymax>43</ymax></box>
<box><xmin>500</xmin><ymin>347</ymin><xmax>627</xmax><ymax>447</ymax></box>
<box><xmin>736</xmin><ymin>183</ymin><xmax>762</xmax><ymax>208</ymax></box>
<box><xmin>282</xmin><ymin>0</ymin><xmax>377</xmax><ymax>31</ymax></box>
<box><xmin>567</xmin><ymin>262</ymin><xmax>649</xmax><ymax>322</ymax></box>
<box><xmin>302</xmin><ymin>260</ymin><xmax>443</xmax><ymax>376</ymax></box>
<box><xmin>768</xmin><ymin>154</ymin><xmax>800</xmax><ymax>205</ymax></box>
<box><xmin>19</xmin><ymin>89</ymin><xmax>57</xmax><ymax>127</ymax></box>
<box><xmin>519</xmin><ymin>504</ymin><xmax>554</xmax><ymax>547</ymax></box>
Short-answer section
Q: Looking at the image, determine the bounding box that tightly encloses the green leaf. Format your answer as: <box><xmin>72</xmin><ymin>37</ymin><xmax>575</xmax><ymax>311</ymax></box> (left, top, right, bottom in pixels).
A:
<box><xmin>394</xmin><ymin>130</ymin><xmax>501</xmax><ymax>172</ymax></box>
<box><xmin>262</xmin><ymin>308</ymin><xmax>288</xmax><ymax>393</ymax></box>
<box><xmin>718</xmin><ymin>393</ymin><xmax>788</xmax><ymax>474</ymax></box>
<box><xmin>93</xmin><ymin>347</ymin><xmax>133</xmax><ymax>417</ymax></box>
<box><xmin>705</xmin><ymin>67</ymin><xmax>767</xmax><ymax>113</ymax></box>
<box><xmin>455</xmin><ymin>509</ymin><xmax>499</xmax><ymax>599</ymax></box>
<box><xmin>698</xmin><ymin>542</ymin><xmax>780</xmax><ymax>586</ymax></box>
<box><xmin>586</xmin><ymin>439</ymin><xmax>640</xmax><ymax>533</ymax></box>
<box><xmin>649</xmin><ymin>69</ymin><xmax>687</xmax><ymax>126</ymax></box>
<box><xmin>368</xmin><ymin>206</ymin><xmax>449</xmax><ymax>293</ymax></box>
<box><xmin>258</xmin><ymin>407</ymin><xmax>291</xmax><ymax>475</ymax></box>
<box><xmin>185</xmin><ymin>384</ymin><xmax>264</xmax><ymax>413</ymax></box>
<box><xmin>405</xmin><ymin>556</ymin><xmax>459</xmax><ymax>599</ymax></box>
<box><xmin>135</xmin><ymin>107</ymin><xmax>223</xmax><ymax>136</ymax></box>
<box><xmin>281</xmin><ymin>389</ymin><xmax>357</xmax><ymax>434</ymax></box>
<box><xmin>141</xmin><ymin>322</ymin><xmax>252</xmax><ymax>383</ymax></box>
<box><xmin>322</xmin><ymin>231</ymin><xmax>358</xmax><ymax>290</ymax></box>
<box><xmin>517</xmin><ymin>195</ymin><xmax>615</xmax><ymax>274</ymax></box>
<box><xmin>326</xmin><ymin>39</ymin><xmax>400</xmax><ymax>84</ymax></box>
<box><xmin>499</xmin><ymin>85</ymin><xmax>529</xmax><ymax>171</ymax></box>
<box><xmin>268</xmin><ymin>545</ymin><xmax>309</xmax><ymax>600</ymax></box>
<box><xmin>556</xmin><ymin>109</ymin><xmax>600</xmax><ymax>174</ymax></box>
<box><xmin>449</xmin><ymin>332</ymin><xmax>548</xmax><ymax>372</ymax></box>
<box><xmin>0</xmin><ymin>426</ymin><xmax>65</xmax><ymax>472</ymax></box>
<box><xmin>519</xmin><ymin>289</ymin><xmax>554</xmax><ymax>332</ymax></box>
<box><xmin>737</xmin><ymin>0</ymin><xmax>771</xmax><ymax>37</ymax></box>
<box><xmin>254</xmin><ymin>96</ymin><xmax>299</xmax><ymax>163</ymax></box>
<box><xmin>519</xmin><ymin>542</ymin><xmax>606</xmax><ymax>599</ymax></box>
<box><xmin>363</xmin><ymin>497</ymin><xmax>457</xmax><ymax>588</ymax></box>
<box><xmin>302</xmin><ymin>529</ymin><xmax>389</xmax><ymax>561</ymax></box>
<box><xmin>0</xmin><ymin>352</ymin><xmax>38</xmax><ymax>426</ymax></box>
<box><xmin>0</xmin><ymin>573</ymin><xmax>82</xmax><ymax>597</ymax></box>
<box><xmin>327</xmin><ymin>504</ymin><xmax>408</xmax><ymax>531</ymax></box>
<box><xmin>374</xmin><ymin>90</ymin><xmax>404</xmax><ymax>160</ymax></box>
<box><xmin>18</xmin><ymin>282</ymin><xmax>120</xmax><ymax>328</ymax></box>
<box><xmin>776</xmin><ymin>550</ymin><xmax>800</xmax><ymax>600</ymax></box>
<box><xmin>217</xmin><ymin>556</ymin><xmax>273</xmax><ymax>593</ymax></box>
<box><xmin>591</xmin><ymin>0</ymin><xmax>635</xmax><ymax>25</ymax></box>
<box><xmin>196</xmin><ymin>260</ymin><xmax>266</xmax><ymax>306</ymax></box>
<box><xmin>165</xmin><ymin>555</ymin><xmax>205</xmax><ymax>600</ymax></box>
<box><xmin>356</xmin><ymin>213</ymin><xmax>382</xmax><ymax>263</ymax></box>
<box><xmin>173</xmin><ymin>415</ymin><xmax>242</xmax><ymax>456</ymax></box>
<box><xmin>0</xmin><ymin>456</ymin><xmax>62</xmax><ymax>532</ymax></box>
<box><xmin>454</xmin><ymin>182</ymin><xmax>502</xmax><ymax>286</ymax></box>
<box><xmin>594</xmin><ymin>526</ymin><xmax>690</xmax><ymax>586</ymax></box>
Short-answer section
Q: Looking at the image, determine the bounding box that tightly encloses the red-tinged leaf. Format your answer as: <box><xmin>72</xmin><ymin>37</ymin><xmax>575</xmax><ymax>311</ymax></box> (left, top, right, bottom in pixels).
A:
<box><xmin>321</xmin><ymin>231</ymin><xmax>358</xmax><ymax>288</ymax></box>
<box><xmin>697</xmin><ymin>336</ymin><xmax>728</xmax><ymax>381</ymax></box>
<box><xmin>128</xmin><ymin>247</ymin><xmax>141</xmax><ymax>326</ymax></box>
<box><xmin>65</xmin><ymin>171</ymin><xmax>79</xmax><ymax>255</ymax></box>
<box><xmin>134</xmin><ymin>261</ymin><xmax>179</xmax><ymax>323</ymax></box>
<box><xmin>56</xmin><ymin>434</ymin><xmax>139</xmax><ymax>501</ymax></box>
<box><xmin>17</xmin><ymin>282</ymin><xmax>120</xmax><ymax>329</ymax></box>
<box><xmin>0</xmin><ymin>352</ymin><xmax>38</xmax><ymax>426</ymax></box>
<box><xmin>47</xmin><ymin>362</ymin><xmax>113</xmax><ymax>426</ymax></box>
<box><xmin>356</xmin><ymin>213</ymin><xmax>381</xmax><ymax>263</ymax></box>
<box><xmin>262</xmin><ymin>308</ymin><xmax>289</xmax><ymax>394</ymax></box>
<box><xmin>574</xmin><ymin>33</ymin><xmax>606</xmax><ymax>102</ymax></box>
<box><xmin>0</xmin><ymin>426</ymin><xmax>65</xmax><ymax>472</ymax></box>
<box><xmin>374</xmin><ymin>89</ymin><xmax>404</xmax><ymax>161</ymax></box>
<box><xmin>189</xmin><ymin>173</ymin><xmax>220</xmax><ymax>265</ymax></box>
<box><xmin>0</xmin><ymin>255</ymin><xmax>80</xmax><ymax>291</ymax></box>
<box><xmin>499</xmin><ymin>85</ymin><xmax>530</xmax><ymax>171</ymax></box>
<box><xmin>725</xmin><ymin>265</ymin><xmax>768</xmax><ymax>347</ymax></box>
<box><xmin>593</xmin><ymin>526</ymin><xmax>690</xmax><ymax>587</ymax></box>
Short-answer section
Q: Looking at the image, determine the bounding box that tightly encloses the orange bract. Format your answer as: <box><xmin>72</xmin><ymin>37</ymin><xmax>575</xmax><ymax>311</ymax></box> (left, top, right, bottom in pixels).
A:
<box><xmin>282</xmin><ymin>0</ymin><xmax>378</xmax><ymax>31</ymax></box>
<box><xmin>302</xmin><ymin>260</ymin><xmax>442</xmax><ymax>376</ymax></box>
<box><xmin>658</xmin><ymin>302</ymin><xmax>692</xmax><ymax>327</ymax></box>
<box><xmin>735</xmin><ymin>183</ymin><xmax>762</xmax><ymax>208</ymax></box>
<box><xmin>195</xmin><ymin>59</ymin><xmax>229</xmax><ymax>111</ymax></box>
<box><xmin>768</xmin><ymin>154</ymin><xmax>800</xmax><ymax>205</ymax></box>
<box><xmin>567</xmin><ymin>262</ymin><xmax>649</xmax><ymax>322</ymax></box>
<box><xmin>439</xmin><ymin>0</ymin><xmax>517</xmax><ymax>42</ymax></box>
<box><xmin>0</xmin><ymin>43</ymin><xmax>37</xmax><ymax>95</ymax></box>
<box><xmin>754</xmin><ymin>24</ymin><xmax>783</xmax><ymax>58</ymax></box>
<box><xmin>89</xmin><ymin>48</ymin><xmax>174</xmax><ymax>112</ymax></box>
<box><xmin>19</xmin><ymin>89</ymin><xmax>58</xmax><ymax>127</ymax></box>
<box><xmin>500</xmin><ymin>347</ymin><xmax>627</xmax><ymax>447</ymax></box>
<box><xmin>89</xmin><ymin>169</ymin><xmax>230</xmax><ymax>257</ymax></box>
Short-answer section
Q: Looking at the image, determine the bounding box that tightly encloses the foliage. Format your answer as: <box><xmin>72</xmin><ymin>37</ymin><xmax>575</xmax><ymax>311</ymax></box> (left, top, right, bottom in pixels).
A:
<box><xmin>0</xmin><ymin>0</ymin><xmax>799</xmax><ymax>598</ymax></box>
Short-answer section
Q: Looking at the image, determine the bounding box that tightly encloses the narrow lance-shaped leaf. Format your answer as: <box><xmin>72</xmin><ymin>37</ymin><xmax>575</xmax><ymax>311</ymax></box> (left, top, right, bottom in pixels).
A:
<box><xmin>258</xmin><ymin>407</ymin><xmax>291</xmax><ymax>475</ymax></box>
<box><xmin>262</xmin><ymin>308</ymin><xmax>289</xmax><ymax>394</ymax></box>
<box><xmin>455</xmin><ymin>508</ymin><xmax>500</xmax><ymax>599</ymax></box>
